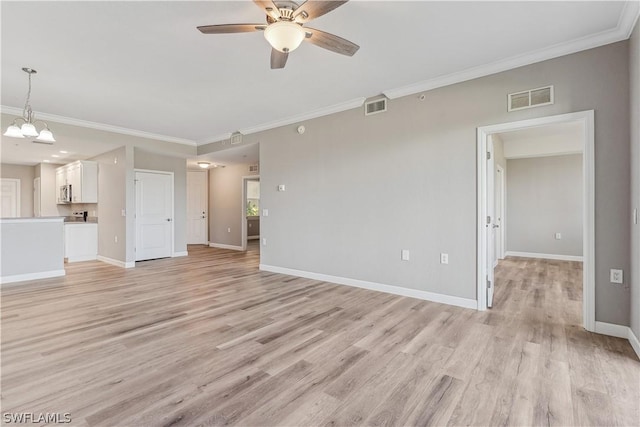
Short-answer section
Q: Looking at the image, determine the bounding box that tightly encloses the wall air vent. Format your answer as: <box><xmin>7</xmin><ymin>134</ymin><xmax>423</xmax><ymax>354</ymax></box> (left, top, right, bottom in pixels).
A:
<box><xmin>365</xmin><ymin>98</ymin><xmax>387</xmax><ymax>116</ymax></box>
<box><xmin>230</xmin><ymin>132</ymin><xmax>243</xmax><ymax>145</ymax></box>
<box><xmin>508</xmin><ymin>85</ymin><xmax>554</xmax><ymax>112</ymax></box>
<box><xmin>249</xmin><ymin>164</ymin><xmax>259</xmax><ymax>173</ymax></box>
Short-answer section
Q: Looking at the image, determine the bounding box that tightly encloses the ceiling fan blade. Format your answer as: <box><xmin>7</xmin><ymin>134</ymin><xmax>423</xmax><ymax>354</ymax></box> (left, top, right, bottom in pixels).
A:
<box><xmin>197</xmin><ymin>24</ymin><xmax>266</xmax><ymax>34</ymax></box>
<box><xmin>304</xmin><ymin>28</ymin><xmax>359</xmax><ymax>56</ymax></box>
<box><xmin>293</xmin><ymin>1</ymin><xmax>349</xmax><ymax>23</ymax></box>
<box><xmin>253</xmin><ymin>0</ymin><xmax>281</xmax><ymax>20</ymax></box>
<box><xmin>270</xmin><ymin>48</ymin><xmax>289</xmax><ymax>69</ymax></box>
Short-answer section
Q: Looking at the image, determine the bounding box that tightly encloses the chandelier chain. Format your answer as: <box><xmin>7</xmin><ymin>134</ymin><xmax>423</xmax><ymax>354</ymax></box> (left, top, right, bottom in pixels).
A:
<box><xmin>23</xmin><ymin>71</ymin><xmax>33</xmax><ymax>122</ymax></box>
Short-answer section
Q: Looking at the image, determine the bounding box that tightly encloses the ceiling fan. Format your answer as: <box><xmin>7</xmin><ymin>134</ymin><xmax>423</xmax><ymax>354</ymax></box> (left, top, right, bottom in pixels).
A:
<box><xmin>197</xmin><ymin>1</ymin><xmax>359</xmax><ymax>69</ymax></box>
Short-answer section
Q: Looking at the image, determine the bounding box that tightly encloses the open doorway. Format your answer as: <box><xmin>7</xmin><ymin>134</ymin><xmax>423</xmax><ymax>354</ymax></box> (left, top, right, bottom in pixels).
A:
<box><xmin>241</xmin><ymin>176</ymin><xmax>260</xmax><ymax>252</ymax></box>
<box><xmin>477</xmin><ymin>111</ymin><xmax>595</xmax><ymax>332</ymax></box>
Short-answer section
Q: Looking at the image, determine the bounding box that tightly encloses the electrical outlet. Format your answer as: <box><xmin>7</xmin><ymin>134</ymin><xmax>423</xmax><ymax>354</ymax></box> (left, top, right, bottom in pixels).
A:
<box><xmin>114</xmin><ymin>235</ymin><xmax>118</xmax><ymax>243</ymax></box>
<box><xmin>440</xmin><ymin>253</ymin><xmax>449</xmax><ymax>264</ymax></box>
<box><xmin>401</xmin><ymin>250</ymin><xmax>410</xmax><ymax>261</ymax></box>
<box><xmin>278</xmin><ymin>184</ymin><xmax>286</xmax><ymax>192</ymax></box>
<box><xmin>262</xmin><ymin>238</ymin><xmax>267</xmax><ymax>246</ymax></box>
<box><xmin>227</xmin><ymin>227</ymin><xmax>231</xmax><ymax>233</ymax></box>
<box><xmin>610</xmin><ymin>269</ymin><xmax>623</xmax><ymax>284</ymax></box>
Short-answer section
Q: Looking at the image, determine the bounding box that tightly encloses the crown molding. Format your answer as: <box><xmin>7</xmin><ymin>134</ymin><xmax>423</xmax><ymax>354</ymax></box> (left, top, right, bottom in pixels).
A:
<box><xmin>196</xmin><ymin>132</ymin><xmax>233</xmax><ymax>147</ymax></box>
<box><xmin>237</xmin><ymin>97</ymin><xmax>366</xmax><ymax>136</ymax></box>
<box><xmin>1</xmin><ymin>106</ymin><xmax>197</xmax><ymax>146</ymax></box>
<box><xmin>383</xmin><ymin>2</ymin><xmax>640</xmax><ymax>100</ymax></box>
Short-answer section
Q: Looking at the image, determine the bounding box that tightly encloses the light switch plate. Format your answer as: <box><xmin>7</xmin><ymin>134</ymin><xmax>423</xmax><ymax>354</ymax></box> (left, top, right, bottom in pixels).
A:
<box><xmin>555</xmin><ymin>233</ymin><xmax>562</xmax><ymax>240</ymax></box>
<box><xmin>278</xmin><ymin>184</ymin><xmax>286</xmax><ymax>192</ymax></box>
<box><xmin>401</xmin><ymin>250</ymin><xmax>410</xmax><ymax>261</ymax></box>
<box><xmin>440</xmin><ymin>253</ymin><xmax>449</xmax><ymax>264</ymax></box>
<box><xmin>262</xmin><ymin>209</ymin><xmax>269</xmax><ymax>217</ymax></box>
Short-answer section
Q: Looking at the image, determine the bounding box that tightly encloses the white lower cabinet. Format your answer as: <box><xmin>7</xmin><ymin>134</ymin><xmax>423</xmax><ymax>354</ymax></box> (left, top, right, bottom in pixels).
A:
<box><xmin>64</xmin><ymin>223</ymin><xmax>98</xmax><ymax>262</ymax></box>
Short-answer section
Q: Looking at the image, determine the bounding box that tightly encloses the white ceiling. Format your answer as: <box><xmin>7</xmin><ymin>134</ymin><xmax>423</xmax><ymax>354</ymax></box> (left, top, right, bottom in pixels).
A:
<box><xmin>1</xmin><ymin>1</ymin><xmax>636</xmax><ymax>165</ymax></box>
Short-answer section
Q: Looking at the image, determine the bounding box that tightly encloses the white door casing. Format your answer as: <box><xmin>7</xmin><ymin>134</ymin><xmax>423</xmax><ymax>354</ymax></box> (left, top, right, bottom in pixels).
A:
<box><xmin>135</xmin><ymin>170</ymin><xmax>173</xmax><ymax>261</ymax></box>
<box><xmin>495</xmin><ymin>165</ymin><xmax>505</xmax><ymax>263</ymax></box>
<box><xmin>1</xmin><ymin>178</ymin><xmax>20</xmax><ymax>218</ymax></box>
<box><xmin>187</xmin><ymin>171</ymin><xmax>208</xmax><ymax>244</ymax></box>
<box><xmin>477</xmin><ymin>110</ymin><xmax>595</xmax><ymax>332</ymax></box>
<box><xmin>486</xmin><ymin>136</ymin><xmax>495</xmax><ymax>308</ymax></box>
<box><xmin>241</xmin><ymin>175</ymin><xmax>260</xmax><ymax>251</ymax></box>
<box><xmin>34</xmin><ymin>177</ymin><xmax>41</xmax><ymax>217</ymax></box>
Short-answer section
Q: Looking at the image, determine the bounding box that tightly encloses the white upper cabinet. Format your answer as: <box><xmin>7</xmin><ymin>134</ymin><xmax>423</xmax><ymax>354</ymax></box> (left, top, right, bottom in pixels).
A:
<box><xmin>56</xmin><ymin>160</ymin><xmax>98</xmax><ymax>204</ymax></box>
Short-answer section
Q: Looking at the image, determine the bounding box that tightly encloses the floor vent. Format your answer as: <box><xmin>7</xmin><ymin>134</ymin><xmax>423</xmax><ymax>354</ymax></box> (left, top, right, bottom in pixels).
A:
<box><xmin>508</xmin><ymin>85</ymin><xmax>554</xmax><ymax>112</ymax></box>
<box><xmin>230</xmin><ymin>132</ymin><xmax>243</xmax><ymax>145</ymax></box>
<box><xmin>365</xmin><ymin>98</ymin><xmax>387</xmax><ymax>116</ymax></box>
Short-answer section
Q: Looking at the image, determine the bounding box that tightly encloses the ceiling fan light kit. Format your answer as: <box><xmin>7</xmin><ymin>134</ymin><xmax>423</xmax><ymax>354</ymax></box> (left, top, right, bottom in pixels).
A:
<box><xmin>197</xmin><ymin>0</ymin><xmax>358</xmax><ymax>69</ymax></box>
<box><xmin>4</xmin><ymin>67</ymin><xmax>56</xmax><ymax>142</ymax></box>
<box><xmin>264</xmin><ymin>21</ymin><xmax>305</xmax><ymax>53</ymax></box>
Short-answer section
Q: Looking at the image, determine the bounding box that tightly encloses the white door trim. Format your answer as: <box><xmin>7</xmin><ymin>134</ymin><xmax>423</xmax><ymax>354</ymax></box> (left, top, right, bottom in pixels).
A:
<box><xmin>476</xmin><ymin>110</ymin><xmax>595</xmax><ymax>332</ymax></box>
<box><xmin>241</xmin><ymin>175</ymin><xmax>260</xmax><ymax>251</ymax></box>
<box><xmin>134</xmin><ymin>169</ymin><xmax>175</xmax><ymax>260</ymax></box>
<box><xmin>496</xmin><ymin>164</ymin><xmax>506</xmax><ymax>260</ymax></box>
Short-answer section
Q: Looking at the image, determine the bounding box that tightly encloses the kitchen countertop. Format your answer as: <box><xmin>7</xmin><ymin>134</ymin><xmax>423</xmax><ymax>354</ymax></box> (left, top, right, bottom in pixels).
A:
<box><xmin>64</xmin><ymin>217</ymin><xmax>98</xmax><ymax>223</ymax></box>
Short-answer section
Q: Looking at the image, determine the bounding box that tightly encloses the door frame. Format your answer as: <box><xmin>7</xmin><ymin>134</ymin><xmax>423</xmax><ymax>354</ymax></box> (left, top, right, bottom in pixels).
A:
<box><xmin>241</xmin><ymin>175</ymin><xmax>260</xmax><ymax>251</ymax></box>
<box><xmin>476</xmin><ymin>110</ymin><xmax>595</xmax><ymax>332</ymax></box>
<box><xmin>134</xmin><ymin>169</ymin><xmax>175</xmax><ymax>260</ymax></box>
<box><xmin>495</xmin><ymin>164</ymin><xmax>506</xmax><ymax>262</ymax></box>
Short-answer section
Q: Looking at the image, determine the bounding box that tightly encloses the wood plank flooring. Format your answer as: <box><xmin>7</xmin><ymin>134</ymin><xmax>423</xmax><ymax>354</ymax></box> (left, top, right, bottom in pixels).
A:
<box><xmin>1</xmin><ymin>246</ymin><xmax>638</xmax><ymax>426</ymax></box>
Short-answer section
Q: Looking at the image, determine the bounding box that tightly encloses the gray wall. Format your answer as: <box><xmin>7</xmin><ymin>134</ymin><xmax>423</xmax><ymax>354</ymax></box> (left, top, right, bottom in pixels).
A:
<box><xmin>506</xmin><ymin>154</ymin><xmax>583</xmax><ymax>257</ymax></box>
<box><xmin>1</xmin><ymin>163</ymin><xmax>35</xmax><ymax>217</ymax></box>
<box><xmin>258</xmin><ymin>41</ymin><xmax>630</xmax><ymax>324</ymax></box>
<box><xmin>209</xmin><ymin>164</ymin><xmax>253</xmax><ymax>247</ymax></box>
<box><xmin>630</xmin><ymin>20</ymin><xmax>640</xmax><ymax>339</ymax></box>
<box><xmin>91</xmin><ymin>147</ymin><xmax>127</xmax><ymax>262</ymax></box>
<box><xmin>134</xmin><ymin>148</ymin><xmax>187</xmax><ymax>254</ymax></box>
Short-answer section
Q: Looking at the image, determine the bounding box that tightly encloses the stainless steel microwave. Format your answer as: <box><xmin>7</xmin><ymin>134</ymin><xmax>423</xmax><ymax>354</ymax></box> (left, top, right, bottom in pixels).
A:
<box><xmin>59</xmin><ymin>184</ymin><xmax>72</xmax><ymax>203</ymax></box>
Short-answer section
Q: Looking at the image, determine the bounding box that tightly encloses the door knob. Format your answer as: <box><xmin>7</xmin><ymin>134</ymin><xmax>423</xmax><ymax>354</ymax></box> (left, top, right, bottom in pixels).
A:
<box><xmin>166</xmin><ymin>218</ymin><xmax>172</xmax><ymax>222</ymax></box>
<box><xmin>492</xmin><ymin>224</ymin><xmax>499</xmax><ymax>228</ymax></box>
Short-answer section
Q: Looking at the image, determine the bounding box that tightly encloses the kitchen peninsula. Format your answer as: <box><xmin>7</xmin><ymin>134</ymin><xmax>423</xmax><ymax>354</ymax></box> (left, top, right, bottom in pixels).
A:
<box><xmin>0</xmin><ymin>217</ymin><xmax>65</xmax><ymax>284</ymax></box>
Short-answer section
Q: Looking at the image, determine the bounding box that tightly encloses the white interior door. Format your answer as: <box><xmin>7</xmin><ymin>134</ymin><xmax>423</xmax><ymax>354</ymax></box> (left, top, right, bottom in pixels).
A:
<box><xmin>34</xmin><ymin>177</ymin><xmax>41</xmax><ymax>217</ymax></box>
<box><xmin>1</xmin><ymin>178</ymin><xmax>20</xmax><ymax>218</ymax></box>
<box><xmin>135</xmin><ymin>171</ymin><xmax>173</xmax><ymax>261</ymax></box>
<box><xmin>486</xmin><ymin>137</ymin><xmax>495</xmax><ymax>308</ymax></box>
<box><xmin>187</xmin><ymin>171</ymin><xmax>208</xmax><ymax>244</ymax></box>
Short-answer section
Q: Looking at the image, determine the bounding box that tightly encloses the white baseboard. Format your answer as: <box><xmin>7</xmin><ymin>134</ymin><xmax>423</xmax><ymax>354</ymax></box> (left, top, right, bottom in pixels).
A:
<box><xmin>594</xmin><ymin>321</ymin><xmax>640</xmax><ymax>360</ymax></box>
<box><xmin>629</xmin><ymin>328</ymin><xmax>640</xmax><ymax>360</ymax></box>
<box><xmin>172</xmin><ymin>251</ymin><xmax>189</xmax><ymax>257</ymax></box>
<box><xmin>594</xmin><ymin>321</ymin><xmax>629</xmax><ymax>338</ymax></box>
<box><xmin>1</xmin><ymin>269</ymin><xmax>66</xmax><ymax>285</ymax></box>
<box><xmin>505</xmin><ymin>251</ymin><xmax>583</xmax><ymax>262</ymax></box>
<box><xmin>247</xmin><ymin>236</ymin><xmax>260</xmax><ymax>240</ymax></box>
<box><xmin>97</xmin><ymin>255</ymin><xmax>135</xmax><ymax>269</ymax></box>
<box><xmin>209</xmin><ymin>243</ymin><xmax>244</xmax><ymax>251</ymax></box>
<box><xmin>259</xmin><ymin>264</ymin><xmax>478</xmax><ymax>310</ymax></box>
<box><xmin>67</xmin><ymin>255</ymin><xmax>98</xmax><ymax>263</ymax></box>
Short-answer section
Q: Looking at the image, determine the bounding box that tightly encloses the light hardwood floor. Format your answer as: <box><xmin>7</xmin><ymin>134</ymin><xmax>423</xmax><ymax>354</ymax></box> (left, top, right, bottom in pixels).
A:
<box><xmin>1</xmin><ymin>247</ymin><xmax>638</xmax><ymax>426</ymax></box>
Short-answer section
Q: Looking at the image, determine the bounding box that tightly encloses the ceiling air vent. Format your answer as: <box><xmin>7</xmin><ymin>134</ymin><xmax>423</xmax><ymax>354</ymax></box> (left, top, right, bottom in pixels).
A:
<box><xmin>249</xmin><ymin>164</ymin><xmax>259</xmax><ymax>173</ymax></box>
<box><xmin>230</xmin><ymin>132</ymin><xmax>243</xmax><ymax>145</ymax></box>
<box><xmin>508</xmin><ymin>85</ymin><xmax>554</xmax><ymax>112</ymax></box>
<box><xmin>365</xmin><ymin>98</ymin><xmax>387</xmax><ymax>116</ymax></box>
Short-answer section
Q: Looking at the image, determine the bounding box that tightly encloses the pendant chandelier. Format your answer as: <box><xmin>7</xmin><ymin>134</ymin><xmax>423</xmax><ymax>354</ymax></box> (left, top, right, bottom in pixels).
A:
<box><xmin>4</xmin><ymin>67</ymin><xmax>55</xmax><ymax>142</ymax></box>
